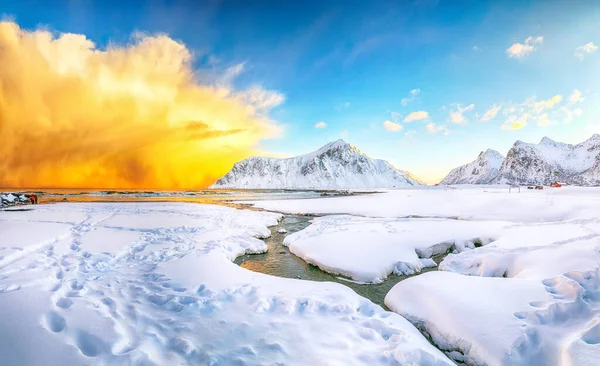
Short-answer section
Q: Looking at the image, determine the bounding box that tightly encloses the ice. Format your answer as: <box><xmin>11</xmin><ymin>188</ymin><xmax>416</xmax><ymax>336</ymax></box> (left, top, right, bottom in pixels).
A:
<box><xmin>0</xmin><ymin>202</ymin><xmax>452</xmax><ymax>365</ymax></box>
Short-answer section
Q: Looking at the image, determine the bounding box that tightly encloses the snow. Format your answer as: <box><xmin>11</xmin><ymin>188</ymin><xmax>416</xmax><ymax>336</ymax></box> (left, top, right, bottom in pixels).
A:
<box><xmin>248</xmin><ymin>185</ymin><xmax>600</xmax><ymax>222</ymax></box>
<box><xmin>283</xmin><ymin>215</ymin><xmax>507</xmax><ymax>283</ymax></box>
<box><xmin>210</xmin><ymin>139</ymin><xmax>422</xmax><ymax>189</ymax></box>
<box><xmin>385</xmin><ymin>271</ymin><xmax>553</xmax><ymax>365</ymax></box>
<box><xmin>0</xmin><ymin>201</ymin><xmax>452</xmax><ymax>365</ymax></box>
<box><xmin>440</xmin><ymin>149</ymin><xmax>504</xmax><ymax>185</ymax></box>
<box><xmin>1</xmin><ymin>192</ymin><xmax>30</xmax><ymax>207</ymax></box>
<box><xmin>250</xmin><ymin>185</ymin><xmax>600</xmax><ymax>364</ymax></box>
<box><xmin>494</xmin><ymin>134</ymin><xmax>600</xmax><ymax>185</ymax></box>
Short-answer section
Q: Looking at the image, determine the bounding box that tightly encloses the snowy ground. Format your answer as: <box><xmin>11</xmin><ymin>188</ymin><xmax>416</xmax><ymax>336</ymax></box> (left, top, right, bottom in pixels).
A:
<box><xmin>248</xmin><ymin>185</ymin><xmax>600</xmax><ymax>222</ymax></box>
<box><xmin>0</xmin><ymin>202</ymin><xmax>452</xmax><ymax>365</ymax></box>
<box><xmin>251</xmin><ymin>186</ymin><xmax>600</xmax><ymax>364</ymax></box>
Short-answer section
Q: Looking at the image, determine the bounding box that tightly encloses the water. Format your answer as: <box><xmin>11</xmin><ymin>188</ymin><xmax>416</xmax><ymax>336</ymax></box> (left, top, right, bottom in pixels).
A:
<box><xmin>235</xmin><ymin>215</ymin><xmax>443</xmax><ymax>308</ymax></box>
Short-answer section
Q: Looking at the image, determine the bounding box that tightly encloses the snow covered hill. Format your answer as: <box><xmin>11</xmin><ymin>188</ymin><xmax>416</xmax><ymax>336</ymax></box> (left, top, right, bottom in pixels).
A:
<box><xmin>493</xmin><ymin>134</ymin><xmax>600</xmax><ymax>185</ymax></box>
<box><xmin>440</xmin><ymin>149</ymin><xmax>504</xmax><ymax>185</ymax></box>
<box><xmin>210</xmin><ymin>139</ymin><xmax>423</xmax><ymax>189</ymax></box>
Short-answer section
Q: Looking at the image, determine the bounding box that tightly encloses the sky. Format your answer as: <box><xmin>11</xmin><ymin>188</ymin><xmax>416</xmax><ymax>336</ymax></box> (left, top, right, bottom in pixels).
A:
<box><xmin>0</xmin><ymin>0</ymin><xmax>599</xmax><ymax>186</ymax></box>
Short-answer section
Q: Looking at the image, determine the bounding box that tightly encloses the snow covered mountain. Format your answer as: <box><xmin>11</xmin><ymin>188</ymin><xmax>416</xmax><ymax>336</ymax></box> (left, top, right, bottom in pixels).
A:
<box><xmin>493</xmin><ymin>134</ymin><xmax>600</xmax><ymax>185</ymax></box>
<box><xmin>210</xmin><ymin>139</ymin><xmax>423</xmax><ymax>189</ymax></box>
<box><xmin>440</xmin><ymin>149</ymin><xmax>504</xmax><ymax>185</ymax></box>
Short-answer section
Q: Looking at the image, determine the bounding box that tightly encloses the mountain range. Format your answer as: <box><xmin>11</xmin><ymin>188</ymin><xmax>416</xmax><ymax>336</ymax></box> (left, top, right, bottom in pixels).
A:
<box><xmin>440</xmin><ymin>134</ymin><xmax>600</xmax><ymax>185</ymax></box>
<box><xmin>210</xmin><ymin>140</ymin><xmax>422</xmax><ymax>189</ymax></box>
<box><xmin>211</xmin><ymin>134</ymin><xmax>600</xmax><ymax>189</ymax></box>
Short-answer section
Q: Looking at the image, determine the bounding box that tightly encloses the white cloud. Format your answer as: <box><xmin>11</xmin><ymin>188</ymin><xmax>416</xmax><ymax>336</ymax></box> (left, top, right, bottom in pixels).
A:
<box><xmin>480</xmin><ymin>105</ymin><xmax>501</xmax><ymax>122</ymax></box>
<box><xmin>500</xmin><ymin>92</ymin><xmax>576</xmax><ymax>130</ymax></box>
<box><xmin>236</xmin><ymin>86</ymin><xmax>285</xmax><ymax>110</ymax></box>
<box><xmin>390</xmin><ymin>111</ymin><xmax>402</xmax><ymax>122</ymax></box>
<box><xmin>314</xmin><ymin>121</ymin><xmax>327</xmax><ymax>129</ymax></box>
<box><xmin>473</xmin><ymin>45</ymin><xmax>482</xmax><ymax>52</ymax></box>
<box><xmin>448</xmin><ymin>104</ymin><xmax>475</xmax><ymax>124</ymax></box>
<box><xmin>506</xmin><ymin>36</ymin><xmax>543</xmax><ymax>58</ymax></box>
<box><xmin>383</xmin><ymin>120</ymin><xmax>403</xmax><ymax>132</ymax></box>
<box><xmin>568</xmin><ymin>89</ymin><xmax>584</xmax><ymax>104</ymax></box>
<box><xmin>404</xmin><ymin>130</ymin><xmax>416</xmax><ymax>138</ymax></box>
<box><xmin>401</xmin><ymin>89</ymin><xmax>420</xmax><ymax>106</ymax></box>
<box><xmin>404</xmin><ymin>111</ymin><xmax>429</xmax><ymax>122</ymax></box>
<box><xmin>335</xmin><ymin>101</ymin><xmax>351</xmax><ymax>111</ymax></box>
<box><xmin>219</xmin><ymin>62</ymin><xmax>246</xmax><ymax>85</ymax></box>
<box><xmin>575</xmin><ymin>42</ymin><xmax>598</xmax><ymax>61</ymax></box>
<box><xmin>536</xmin><ymin>113</ymin><xmax>555</xmax><ymax>127</ymax></box>
<box><xmin>501</xmin><ymin>113</ymin><xmax>531</xmax><ymax>130</ymax></box>
<box><xmin>426</xmin><ymin>123</ymin><xmax>449</xmax><ymax>135</ymax></box>
<box><xmin>528</xmin><ymin>94</ymin><xmax>563</xmax><ymax>114</ymax></box>
<box><xmin>340</xmin><ymin>129</ymin><xmax>349</xmax><ymax>138</ymax></box>
<box><xmin>560</xmin><ymin>106</ymin><xmax>583</xmax><ymax>123</ymax></box>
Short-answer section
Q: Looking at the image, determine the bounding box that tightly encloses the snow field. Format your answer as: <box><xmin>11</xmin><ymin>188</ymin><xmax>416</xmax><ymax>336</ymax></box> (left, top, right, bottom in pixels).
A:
<box><xmin>0</xmin><ymin>202</ymin><xmax>452</xmax><ymax>365</ymax></box>
<box><xmin>253</xmin><ymin>186</ymin><xmax>600</xmax><ymax>364</ymax></box>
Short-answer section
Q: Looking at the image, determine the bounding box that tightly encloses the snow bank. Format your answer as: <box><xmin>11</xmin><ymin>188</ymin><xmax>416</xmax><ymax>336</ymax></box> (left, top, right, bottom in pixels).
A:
<box><xmin>0</xmin><ymin>202</ymin><xmax>452</xmax><ymax>365</ymax></box>
<box><xmin>248</xmin><ymin>186</ymin><xmax>600</xmax><ymax>222</ymax></box>
<box><xmin>385</xmin><ymin>271</ymin><xmax>553</xmax><ymax>365</ymax></box>
<box><xmin>283</xmin><ymin>215</ymin><xmax>508</xmax><ymax>283</ymax></box>
<box><xmin>385</xmin><ymin>215</ymin><xmax>600</xmax><ymax>364</ymax></box>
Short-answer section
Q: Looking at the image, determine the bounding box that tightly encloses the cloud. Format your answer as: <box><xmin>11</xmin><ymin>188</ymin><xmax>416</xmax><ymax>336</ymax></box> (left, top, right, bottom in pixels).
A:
<box><xmin>528</xmin><ymin>94</ymin><xmax>562</xmax><ymax>114</ymax></box>
<box><xmin>335</xmin><ymin>101</ymin><xmax>350</xmax><ymax>111</ymax></box>
<box><xmin>500</xmin><ymin>92</ymin><xmax>577</xmax><ymax>130</ymax></box>
<box><xmin>390</xmin><ymin>111</ymin><xmax>402</xmax><ymax>122</ymax></box>
<box><xmin>448</xmin><ymin>104</ymin><xmax>475</xmax><ymax>124</ymax></box>
<box><xmin>568</xmin><ymin>89</ymin><xmax>584</xmax><ymax>104</ymax></box>
<box><xmin>383</xmin><ymin>120</ymin><xmax>403</xmax><ymax>132</ymax></box>
<box><xmin>0</xmin><ymin>21</ymin><xmax>282</xmax><ymax>189</ymax></box>
<box><xmin>575</xmin><ymin>42</ymin><xmax>598</xmax><ymax>61</ymax></box>
<box><xmin>506</xmin><ymin>36</ymin><xmax>543</xmax><ymax>58</ymax></box>
<box><xmin>559</xmin><ymin>106</ymin><xmax>583</xmax><ymax>123</ymax></box>
<box><xmin>401</xmin><ymin>89</ymin><xmax>420</xmax><ymax>106</ymax></box>
<box><xmin>314</xmin><ymin>122</ymin><xmax>327</xmax><ymax>129</ymax></box>
<box><xmin>340</xmin><ymin>129</ymin><xmax>349</xmax><ymax>138</ymax></box>
<box><xmin>501</xmin><ymin>113</ymin><xmax>531</xmax><ymax>130</ymax></box>
<box><xmin>404</xmin><ymin>111</ymin><xmax>429</xmax><ymax>122</ymax></box>
<box><xmin>426</xmin><ymin>123</ymin><xmax>449</xmax><ymax>135</ymax></box>
<box><xmin>480</xmin><ymin>105</ymin><xmax>501</xmax><ymax>122</ymax></box>
<box><xmin>236</xmin><ymin>86</ymin><xmax>285</xmax><ymax>110</ymax></box>
<box><xmin>536</xmin><ymin>113</ymin><xmax>555</xmax><ymax>127</ymax></box>
<box><xmin>404</xmin><ymin>130</ymin><xmax>417</xmax><ymax>138</ymax></box>
<box><xmin>473</xmin><ymin>45</ymin><xmax>482</xmax><ymax>52</ymax></box>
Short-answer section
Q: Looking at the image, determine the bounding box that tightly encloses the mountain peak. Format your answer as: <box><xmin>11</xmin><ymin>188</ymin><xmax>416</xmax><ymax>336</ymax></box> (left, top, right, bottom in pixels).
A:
<box><xmin>539</xmin><ymin>136</ymin><xmax>557</xmax><ymax>145</ymax></box>
<box><xmin>210</xmin><ymin>139</ymin><xmax>421</xmax><ymax>189</ymax></box>
<box><xmin>314</xmin><ymin>139</ymin><xmax>353</xmax><ymax>155</ymax></box>
<box><xmin>587</xmin><ymin>133</ymin><xmax>600</xmax><ymax>142</ymax></box>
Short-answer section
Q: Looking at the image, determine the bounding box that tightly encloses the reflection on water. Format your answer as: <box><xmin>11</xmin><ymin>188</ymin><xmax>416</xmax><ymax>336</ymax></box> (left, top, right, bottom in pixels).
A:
<box><xmin>235</xmin><ymin>215</ymin><xmax>442</xmax><ymax>308</ymax></box>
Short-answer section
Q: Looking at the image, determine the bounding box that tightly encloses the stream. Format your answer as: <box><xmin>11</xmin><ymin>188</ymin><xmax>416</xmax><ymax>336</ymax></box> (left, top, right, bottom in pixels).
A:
<box><xmin>235</xmin><ymin>215</ymin><xmax>444</xmax><ymax>308</ymax></box>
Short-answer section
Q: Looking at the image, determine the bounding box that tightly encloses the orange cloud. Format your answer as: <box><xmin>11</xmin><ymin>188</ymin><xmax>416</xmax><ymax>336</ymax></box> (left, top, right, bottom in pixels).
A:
<box><xmin>0</xmin><ymin>22</ymin><xmax>282</xmax><ymax>189</ymax></box>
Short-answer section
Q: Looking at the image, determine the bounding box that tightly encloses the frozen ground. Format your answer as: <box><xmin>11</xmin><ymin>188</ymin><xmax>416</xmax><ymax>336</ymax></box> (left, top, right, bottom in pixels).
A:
<box><xmin>248</xmin><ymin>185</ymin><xmax>600</xmax><ymax>222</ymax></box>
<box><xmin>252</xmin><ymin>186</ymin><xmax>600</xmax><ymax>364</ymax></box>
<box><xmin>0</xmin><ymin>202</ymin><xmax>452</xmax><ymax>365</ymax></box>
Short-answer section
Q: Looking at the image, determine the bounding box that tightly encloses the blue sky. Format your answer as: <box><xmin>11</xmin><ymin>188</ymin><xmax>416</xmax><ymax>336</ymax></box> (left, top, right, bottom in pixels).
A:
<box><xmin>3</xmin><ymin>0</ymin><xmax>600</xmax><ymax>183</ymax></box>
